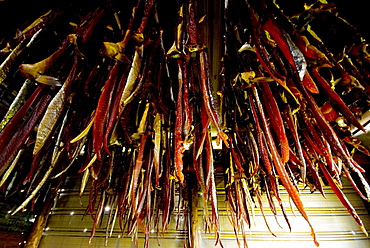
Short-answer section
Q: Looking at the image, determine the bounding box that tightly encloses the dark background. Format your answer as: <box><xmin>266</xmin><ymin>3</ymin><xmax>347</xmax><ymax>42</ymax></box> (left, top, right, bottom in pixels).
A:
<box><xmin>0</xmin><ymin>0</ymin><xmax>369</xmax><ymax>42</ymax></box>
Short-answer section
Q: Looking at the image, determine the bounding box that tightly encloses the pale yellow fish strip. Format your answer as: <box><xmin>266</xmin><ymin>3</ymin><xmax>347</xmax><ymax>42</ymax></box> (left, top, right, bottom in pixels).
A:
<box><xmin>70</xmin><ymin>113</ymin><xmax>95</xmax><ymax>143</ymax></box>
<box><xmin>33</xmin><ymin>83</ymin><xmax>67</xmax><ymax>155</ymax></box>
<box><xmin>118</xmin><ymin>45</ymin><xmax>143</xmax><ymax>114</ymax></box>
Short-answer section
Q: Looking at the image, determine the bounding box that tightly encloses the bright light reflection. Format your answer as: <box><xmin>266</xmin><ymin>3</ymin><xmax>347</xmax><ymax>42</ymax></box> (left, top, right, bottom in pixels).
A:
<box><xmin>45</xmin><ymin>227</ymin><xmax>49</xmax><ymax>231</ymax></box>
<box><xmin>212</xmin><ymin>139</ymin><xmax>222</xmax><ymax>150</ymax></box>
<box><xmin>104</xmin><ymin>206</ymin><xmax>111</xmax><ymax>212</ymax></box>
<box><xmin>83</xmin><ymin>228</ymin><xmax>88</xmax><ymax>232</ymax></box>
<box><xmin>70</xmin><ymin>212</ymin><xmax>74</xmax><ymax>216</ymax></box>
<box><xmin>183</xmin><ymin>142</ymin><xmax>191</xmax><ymax>150</ymax></box>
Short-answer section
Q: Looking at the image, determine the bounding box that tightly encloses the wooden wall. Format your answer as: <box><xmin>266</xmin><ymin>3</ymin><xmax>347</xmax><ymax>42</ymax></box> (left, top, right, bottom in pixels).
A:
<box><xmin>38</xmin><ymin>176</ymin><xmax>370</xmax><ymax>248</ymax></box>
